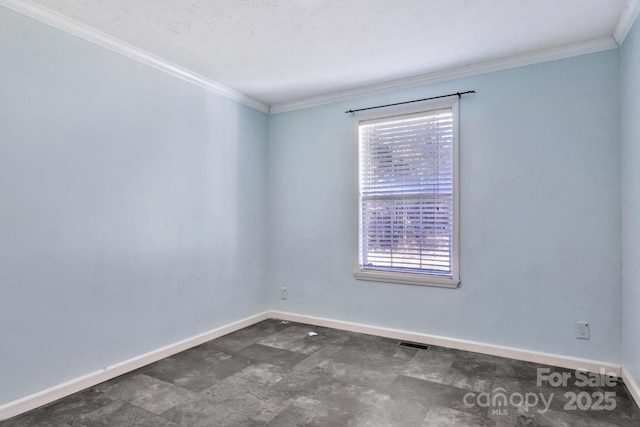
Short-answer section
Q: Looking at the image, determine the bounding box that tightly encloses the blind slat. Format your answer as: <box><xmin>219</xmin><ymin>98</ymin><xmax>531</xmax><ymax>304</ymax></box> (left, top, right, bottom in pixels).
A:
<box><xmin>359</xmin><ymin>108</ymin><xmax>455</xmax><ymax>276</ymax></box>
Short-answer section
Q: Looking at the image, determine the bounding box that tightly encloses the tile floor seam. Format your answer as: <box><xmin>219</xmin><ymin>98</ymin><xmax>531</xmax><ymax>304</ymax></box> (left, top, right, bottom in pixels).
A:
<box><xmin>1</xmin><ymin>319</ymin><xmax>638</xmax><ymax>426</ymax></box>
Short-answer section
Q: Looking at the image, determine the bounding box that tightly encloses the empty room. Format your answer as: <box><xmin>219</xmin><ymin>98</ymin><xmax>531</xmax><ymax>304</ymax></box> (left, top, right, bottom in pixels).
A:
<box><xmin>1</xmin><ymin>0</ymin><xmax>640</xmax><ymax>425</ymax></box>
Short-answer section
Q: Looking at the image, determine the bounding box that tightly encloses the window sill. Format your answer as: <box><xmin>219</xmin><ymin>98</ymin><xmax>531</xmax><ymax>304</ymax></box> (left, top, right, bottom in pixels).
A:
<box><xmin>353</xmin><ymin>270</ymin><xmax>460</xmax><ymax>288</ymax></box>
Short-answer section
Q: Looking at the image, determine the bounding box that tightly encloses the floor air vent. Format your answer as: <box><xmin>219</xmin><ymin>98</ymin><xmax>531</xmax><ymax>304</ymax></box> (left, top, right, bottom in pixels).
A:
<box><xmin>398</xmin><ymin>341</ymin><xmax>430</xmax><ymax>350</ymax></box>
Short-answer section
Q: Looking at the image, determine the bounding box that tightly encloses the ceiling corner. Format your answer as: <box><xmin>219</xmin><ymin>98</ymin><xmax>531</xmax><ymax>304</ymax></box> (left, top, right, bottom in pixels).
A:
<box><xmin>0</xmin><ymin>0</ymin><xmax>269</xmax><ymax>113</ymax></box>
<box><xmin>613</xmin><ymin>0</ymin><xmax>640</xmax><ymax>45</ymax></box>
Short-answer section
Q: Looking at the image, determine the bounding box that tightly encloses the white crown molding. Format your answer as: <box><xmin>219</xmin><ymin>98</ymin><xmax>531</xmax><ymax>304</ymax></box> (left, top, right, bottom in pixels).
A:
<box><xmin>0</xmin><ymin>311</ymin><xmax>271</xmax><ymax>421</ymax></box>
<box><xmin>1</xmin><ymin>0</ymin><xmax>626</xmax><ymax>116</ymax></box>
<box><xmin>0</xmin><ymin>0</ymin><xmax>269</xmax><ymax>113</ymax></box>
<box><xmin>614</xmin><ymin>0</ymin><xmax>640</xmax><ymax>45</ymax></box>
<box><xmin>269</xmin><ymin>36</ymin><xmax>619</xmax><ymax>114</ymax></box>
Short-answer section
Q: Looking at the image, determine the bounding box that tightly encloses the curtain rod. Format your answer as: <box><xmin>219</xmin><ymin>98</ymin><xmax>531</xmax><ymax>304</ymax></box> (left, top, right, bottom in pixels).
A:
<box><xmin>345</xmin><ymin>90</ymin><xmax>476</xmax><ymax>114</ymax></box>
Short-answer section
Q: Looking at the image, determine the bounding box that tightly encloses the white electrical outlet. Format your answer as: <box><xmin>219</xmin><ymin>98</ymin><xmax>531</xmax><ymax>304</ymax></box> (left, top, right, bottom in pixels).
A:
<box><xmin>575</xmin><ymin>321</ymin><xmax>590</xmax><ymax>339</ymax></box>
<box><xmin>280</xmin><ymin>287</ymin><xmax>288</xmax><ymax>300</ymax></box>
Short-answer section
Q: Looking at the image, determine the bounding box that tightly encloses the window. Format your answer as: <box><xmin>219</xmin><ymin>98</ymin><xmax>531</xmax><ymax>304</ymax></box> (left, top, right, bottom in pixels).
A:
<box><xmin>354</xmin><ymin>101</ymin><xmax>460</xmax><ymax>287</ymax></box>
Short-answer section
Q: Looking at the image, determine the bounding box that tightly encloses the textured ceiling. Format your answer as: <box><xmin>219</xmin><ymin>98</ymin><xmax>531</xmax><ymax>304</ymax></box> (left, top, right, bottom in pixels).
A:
<box><xmin>28</xmin><ymin>0</ymin><xmax>630</xmax><ymax>106</ymax></box>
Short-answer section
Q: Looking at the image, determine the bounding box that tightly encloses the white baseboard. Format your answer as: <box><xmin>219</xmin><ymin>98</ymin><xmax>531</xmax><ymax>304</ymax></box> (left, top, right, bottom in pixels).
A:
<box><xmin>622</xmin><ymin>367</ymin><xmax>640</xmax><ymax>409</ymax></box>
<box><xmin>270</xmin><ymin>311</ymin><xmax>622</xmax><ymax>377</ymax></box>
<box><xmin>2</xmin><ymin>309</ymin><xmax>633</xmax><ymax>421</ymax></box>
<box><xmin>0</xmin><ymin>311</ymin><xmax>270</xmax><ymax>422</ymax></box>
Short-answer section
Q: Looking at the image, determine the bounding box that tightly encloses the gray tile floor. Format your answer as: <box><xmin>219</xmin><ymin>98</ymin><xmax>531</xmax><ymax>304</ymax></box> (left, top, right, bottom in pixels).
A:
<box><xmin>2</xmin><ymin>319</ymin><xmax>639</xmax><ymax>426</ymax></box>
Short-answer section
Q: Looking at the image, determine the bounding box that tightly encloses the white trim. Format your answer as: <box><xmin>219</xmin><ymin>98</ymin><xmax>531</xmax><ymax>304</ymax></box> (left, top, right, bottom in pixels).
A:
<box><xmin>622</xmin><ymin>366</ymin><xmax>640</xmax><ymax>409</ymax></box>
<box><xmin>0</xmin><ymin>309</ymin><xmax>633</xmax><ymax>421</ymax></box>
<box><xmin>0</xmin><ymin>311</ymin><xmax>270</xmax><ymax>422</ymax></box>
<box><xmin>353</xmin><ymin>271</ymin><xmax>459</xmax><ymax>288</ymax></box>
<box><xmin>270</xmin><ymin>311</ymin><xmax>622</xmax><ymax>377</ymax></box>
<box><xmin>353</xmin><ymin>100</ymin><xmax>460</xmax><ymax>289</ymax></box>
<box><xmin>269</xmin><ymin>36</ymin><xmax>618</xmax><ymax>114</ymax></box>
<box><xmin>0</xmin><ymin>0</ymin><xmax>624</xmax><ymax>115</ymax></box>
<box><xmin>0</xmin><ymin>0</ymin><xmax>269</xmax><ymax>113</ymax></box>
<box><xmin>614</xmin><ymin>0</ymin><xmax>640</xmax><ymax>45</ymax></box>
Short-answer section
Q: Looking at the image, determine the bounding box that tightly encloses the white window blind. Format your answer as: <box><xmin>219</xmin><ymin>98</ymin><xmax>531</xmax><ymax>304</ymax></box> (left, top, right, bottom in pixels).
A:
<box><xmin>357</xmin><ymin>106</ymin><xmax>458</xmax><ymax>285</ymax></box>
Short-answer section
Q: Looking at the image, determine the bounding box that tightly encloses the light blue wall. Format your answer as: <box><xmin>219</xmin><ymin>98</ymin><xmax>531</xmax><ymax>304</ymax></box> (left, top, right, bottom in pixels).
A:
<box><xmin>0</xmin><ymin>2</ymin><xmax>631</xmax><ymax>409</ymax></box>
<box><xmin>0</xmin><ymin>7</ymin><xmax>268</xmax><ymax>404</ymax></box>
<box><xmin>268</xmin><ymin>50</ymin><xmax>622</xmax><ymax>363</ymax></box>
<box><xmin>621</xmin><ymin>17</ymin><xmax>640</xmax><ymax>387</ymax></box>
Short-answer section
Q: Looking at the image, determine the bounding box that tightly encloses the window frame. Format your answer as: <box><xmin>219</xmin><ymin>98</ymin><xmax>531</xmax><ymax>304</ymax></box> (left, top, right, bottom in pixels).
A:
<box><xmin>353</xmin><ymin>99</ymin><xmax>461</xmax><ymax>288</ymax></box>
